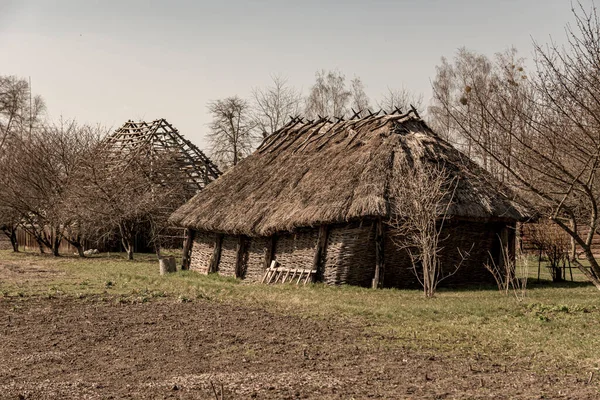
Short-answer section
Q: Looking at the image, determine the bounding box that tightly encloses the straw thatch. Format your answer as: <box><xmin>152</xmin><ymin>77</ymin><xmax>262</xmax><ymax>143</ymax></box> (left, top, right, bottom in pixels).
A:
<box><xmin>170</xmin><ymin>111</ymin><xmax>530</xmax><ymax>236</ymax></box>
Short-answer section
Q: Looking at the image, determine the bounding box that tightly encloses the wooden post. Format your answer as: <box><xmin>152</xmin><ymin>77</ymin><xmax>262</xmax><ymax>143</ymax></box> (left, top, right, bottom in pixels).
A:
<box><xmin>312</xmin><ymin>225</ymin><xmax>329</xmax><ymax>283</ymax></box>
<box><xmin>264</xmin><ymin>235</ymin><xmax>277</xmax><ymax>270</ymax></box>
<box><xmin>181</xmin><ymin>228</ymin><xmax>195</xmax><ymax>270</ymax></box>
<box><xmin>159</xmin><ymin>256</ymin><xmax>177</xmax><ymax>275</ymax></box>
<box><xmin>209</xmin><ymin>234</ymin><xmax>223</xmax><ymax>273</ymax></box>
<box><xmin>372</xmin><ymin>218</ymin><xmax>385</xmax><ymax>289</ymax></box>
<box><xmin>235</xmin><ymin>236</ymin><xmax>248</xmax><ymax>278</ymax></box>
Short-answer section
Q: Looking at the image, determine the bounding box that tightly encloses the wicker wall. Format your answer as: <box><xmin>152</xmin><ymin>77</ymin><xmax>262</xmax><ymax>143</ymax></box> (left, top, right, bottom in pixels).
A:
<box><xmin>324</xmin><ymin>222</ymin><xmax>376</xmax><ymax>287</ymax></box>
<box><xmin>245</xmin><ymin>237</ymin><xmax>269</xmax><ymax>282</ymax></box>
<box><xmin>384</xmin><ymin>221</ymin><xmax>501</xmax><ymax>288</ymax></box>
<box><xmin>189</xmin><ymin>232</ymin><xmax>216</xmax><ymax>274</ymax></box>
<box><xmin>190</xmin><ymin>219</ymin><xmax>505</xmax><ymax>288</ymax></box>
<box><xmin>383</xmin><ymin>232</ymin><xmax>419</xmax><ymax>288</ymax></box>
<box><xmin>439</xmin><ymin>221</ymin><xmax>502</xmax><ymax>286</ymax></box>
<box><xmin>219</xmin><ymin>236</ymin><xmax>239</xmax><ymax>277</ymax></box>
<box><xmin>274</xmin><ymin>230</ymin><xmax>319</xmax><ymax>270</ymax></box>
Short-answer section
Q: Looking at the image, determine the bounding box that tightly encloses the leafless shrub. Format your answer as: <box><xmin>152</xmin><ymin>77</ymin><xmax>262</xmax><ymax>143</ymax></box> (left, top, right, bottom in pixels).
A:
<box><xmin>387</xmin><ymin>163</ymin><xmax>467</xmax><ymax>297</ymax></box>
<box><xmin>527</xmin><ymin>223</ymin><xmax>570</xmax><ymax>282</ymax></box>
<box><xmin>485</xmin><ymin>240</ymin><xmax>528</xmax><ymax>301</ymax></box>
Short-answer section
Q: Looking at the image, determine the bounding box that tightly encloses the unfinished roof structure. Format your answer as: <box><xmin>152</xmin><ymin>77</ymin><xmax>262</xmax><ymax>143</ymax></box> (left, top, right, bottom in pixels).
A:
<box><xmin>171</xmin><ymin>110</ymin><xmax>530</xmax><ymax>288</ymax></box>
<box><xmin>104</xmin><ymin>119</ymin><xmax>220</xmax><ymax>192</ymax></box>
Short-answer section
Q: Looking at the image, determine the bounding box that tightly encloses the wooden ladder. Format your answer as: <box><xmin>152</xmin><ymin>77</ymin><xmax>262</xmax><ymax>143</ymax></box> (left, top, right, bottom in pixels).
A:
<box><xmin>260</xmin><ymin>261</ymin><xmax>316</xmax><ymax>285</ymax></box>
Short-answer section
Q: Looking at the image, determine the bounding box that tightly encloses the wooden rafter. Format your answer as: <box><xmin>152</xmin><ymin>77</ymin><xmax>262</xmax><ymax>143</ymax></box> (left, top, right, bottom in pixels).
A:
<box><xmin>102</xmin><ymin>119</ymin><xmax>221</xmax><ymax>192</ymax></box>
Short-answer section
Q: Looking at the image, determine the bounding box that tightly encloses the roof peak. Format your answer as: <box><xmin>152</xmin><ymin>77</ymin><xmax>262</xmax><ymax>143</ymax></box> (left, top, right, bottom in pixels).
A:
<box><xmin>285</xmin><ymin>106</ymin><xmax>421</xmax><ymax>126</ymax></box>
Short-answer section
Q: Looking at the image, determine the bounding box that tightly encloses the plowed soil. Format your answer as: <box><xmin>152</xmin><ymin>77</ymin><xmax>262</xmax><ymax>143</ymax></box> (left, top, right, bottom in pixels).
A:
<box><xmin>0</xmin><ymin>296</ymin><xmax>597</xmax><ymax>400</ymax></box>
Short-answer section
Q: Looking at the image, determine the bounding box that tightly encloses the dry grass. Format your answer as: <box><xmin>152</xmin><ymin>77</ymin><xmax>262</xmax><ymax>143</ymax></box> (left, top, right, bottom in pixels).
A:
<box><xmin>1</xmin><ymin>249</ymin><xmax>600</xmax><ymax>375</ymax></box>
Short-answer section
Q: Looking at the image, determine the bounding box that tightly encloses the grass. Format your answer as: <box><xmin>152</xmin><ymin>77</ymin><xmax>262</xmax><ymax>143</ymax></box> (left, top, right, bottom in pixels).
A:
<box><xmin>2</xmin><ymin>249</ymin><xmax>600</xmax><ymax>373</ymax></box>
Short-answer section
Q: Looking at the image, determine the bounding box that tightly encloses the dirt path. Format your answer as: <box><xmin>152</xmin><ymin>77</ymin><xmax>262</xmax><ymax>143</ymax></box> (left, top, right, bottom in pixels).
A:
<box><xmin>0</xmin><ymin>296</ymin><xmax>596</xmax><ymax>400</ymax></box>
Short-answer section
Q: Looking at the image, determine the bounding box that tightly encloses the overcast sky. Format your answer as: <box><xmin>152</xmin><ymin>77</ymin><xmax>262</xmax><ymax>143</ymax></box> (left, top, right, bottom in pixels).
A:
<box><xmin>0</xmin><ymin>0</ymin><xmax>583</xmax><ymax>149</ymax></box>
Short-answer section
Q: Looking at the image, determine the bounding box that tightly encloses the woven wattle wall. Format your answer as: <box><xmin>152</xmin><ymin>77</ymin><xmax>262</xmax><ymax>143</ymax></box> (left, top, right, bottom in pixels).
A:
<box><xmin>244</xmin><ymin>237</ymin><xmax>268</xmax><ymax>282</ymax></box>
<box><xmin>383</xmin><ymin>231</ymin><xmax>419</xmax><ymax>288</ymax></box>
<box><xmin>384</xmin><ymin>221</ymin><xmax>502</xmax><ymax>288</ymax></box>
<box><xmin>273</xmin><ymin>230</ymin><xmax>318</xmax><ymax>270</ymax></box>
<box><xmin>219</xmin><ymin>235</ymin><xmax>238</xmax><ymax>277</ymax></box>
<box><xmin>438</xmin><ymin>221</ymin><xmax>500</xmax><ymax>286</ymax></box>
<box><xmin>324</xmin><ymin>222</ymin><xmax>376</xmax><ymax>287</ymax></box>
<box><xmin>189</xmin><ymin>232</ymin><xmax>215</xmax><ymax>274</ymax></box>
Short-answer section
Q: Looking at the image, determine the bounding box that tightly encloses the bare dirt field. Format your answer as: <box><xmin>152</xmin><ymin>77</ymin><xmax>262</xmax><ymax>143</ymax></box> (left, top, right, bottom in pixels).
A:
<box><xmin>0</xmin><ymin>296</ymin><xmax>597</xmax><ymax>400</ymax></box>
<box><xmin>1</xmin><ymin>254</ymin><xmax>599</xmax><ymax>399</ymax></box>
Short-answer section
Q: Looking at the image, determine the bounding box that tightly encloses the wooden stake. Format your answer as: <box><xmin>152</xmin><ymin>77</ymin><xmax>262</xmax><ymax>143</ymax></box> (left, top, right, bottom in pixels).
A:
<box><xmin>234</xmin><ymin>236</ymin><xmax>248</xmax><ymax>278</ymax></box>
<box><xmin>209</xmin><ymin>234</ymin><xmax>223</xmax><ymax>274</ymax></box>
<box><xmin>181</xmin><ymin>228</ymin><xmax>195</xmax><ymax>270</ymax></box>
<box><xmin>312</xmin><ymin>225</ymin><xmax>329</xmax><ymax>283</ymax></box>
<box><xmin>372</xmin><ymin>218</ymin><xmax>385</xmax><ymax>289</ymax></box>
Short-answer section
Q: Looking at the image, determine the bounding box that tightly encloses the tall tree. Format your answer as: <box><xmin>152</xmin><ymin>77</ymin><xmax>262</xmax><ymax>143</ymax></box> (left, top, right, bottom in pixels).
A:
<box><xmin>207</xmin><ymin>96</ymin><xmax>255</xmax><ymax>168</ymax></box>
<box><xmin>0</xmin><ymin>76</ymin><xmax>45</xmax><ymax>149</ymax></box>
<box><xmin>305</xmin><ymin>69</ymin><xmax>351</xmax><ymax>119</ymax></box>
<box><xmin>349</xmin><ymin>76</ymin><xmax>371</xmax><ymax>114</ymax></box>
<box><xmin>377</xmin><ymin>86</ymin><xmax>424</xmax><ymax>115</ymax></box>
<box><xmin>431</xmin><ymin>4</ymin><xmax>600</xmax><ymax>290</ymax></box>
<box><xmin>72</xmin><ymin>139</ymin><xmax>190</xmax><ymax>260</ymax></box>
<box><xmin>429</xmin><ymin>47</ymin><xmax>528</xmax><ymax>181</ymax></box>
<box><xmin>251</xmin><ymin>75</ymin><xmax>302</xmax><ymax>139</ymax></box>
<box><xmin>0</xmin><ymin>120</ymin><xmax>98</xmax><ymax>256</ymax></box>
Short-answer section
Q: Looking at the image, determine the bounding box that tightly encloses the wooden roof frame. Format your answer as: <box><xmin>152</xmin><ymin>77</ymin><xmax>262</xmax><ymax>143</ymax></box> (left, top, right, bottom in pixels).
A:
<box><xmin>103</xmin><ymin>118</ymin><xmax>221</xmax><ymax>192</ymax></box>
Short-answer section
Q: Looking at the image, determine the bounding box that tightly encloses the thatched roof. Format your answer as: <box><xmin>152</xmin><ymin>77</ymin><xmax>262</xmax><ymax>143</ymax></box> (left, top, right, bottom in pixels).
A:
<box><xmin>104</xmin><ymin>119</ymin><xmax>221</xmax><ymax>192</ymax></box>
<box><xmin>170</xmin><ymin>111</ymin><xmax>530</xmax><ymax>236</ymax></box>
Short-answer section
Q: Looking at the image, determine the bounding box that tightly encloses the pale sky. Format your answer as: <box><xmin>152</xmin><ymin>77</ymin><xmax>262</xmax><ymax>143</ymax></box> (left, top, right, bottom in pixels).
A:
<box><xmin>0</xmin><ymin>0</ymin><xmax>581</xmax><ymax>150</ymax></box>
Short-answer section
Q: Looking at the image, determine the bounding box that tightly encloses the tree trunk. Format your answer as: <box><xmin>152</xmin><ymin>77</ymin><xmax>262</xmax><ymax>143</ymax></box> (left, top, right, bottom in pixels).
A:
<box><xmin>121</xmin><ymin>237</ymin><xmax>134</xmax><ymax>260</ymax></box>
<box><xmin>10</xmin><ymin>231</ymin><xmax>18</xmax><ymax>252</ymax></box>
<box><xmin>52</xmin><ymin>238</ymin><xmax>60</xmax><ymax>257</ymax></box>
<box><xmin>74</xmin><ymin>243</ymin><xmax>85</xmax><ymax>257</ymax></box>
<box><xmin>36</xmin><ymin>236</ymin><xmax>45</xmax><ymax>254</ymax></box>
<box><xmin>3</xmin><ymin>228</ymin><xmax>18</xmax><ymax>252</ymax></box>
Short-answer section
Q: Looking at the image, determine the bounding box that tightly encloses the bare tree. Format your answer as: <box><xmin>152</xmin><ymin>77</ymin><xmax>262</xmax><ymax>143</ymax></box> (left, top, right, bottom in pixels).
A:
<box><xmin>0</xmin><ymin>206</ymin><xmax>20</xmax><ymax>252</ymax></box>
<box><xmin>0</xmin><ymin>120</ymin><xmax>99</xmax><ymax>256</ymax></box>
<box><xmin>207</xmin><ymin>96</ymin><xmax>255</xmax><ymax>168</ymax></box>
<box><xmin>0</xmin><ymin>75</ymin><xmax>45</xmax><ymax>150</ymax></box>
<box><xmin>432</xmin><ymin>3</ymin><xmax>600</xmax><ymax>290</ymax></box>
<box><xmin>251</xmin><ymin>75</ymin><xmax>302</xmax><ymax>139</ymax></box>
<box><xmin>387</xmin><ymin>163</ymin><xmax>462</xmax><ymax>297</ymax></box>
<box><xmin>429</xmin><ymin>47</ymin><xmax>529</xmax><ymax>182</ymax></box>
<box><xmin>72</xmin><ymin>140</ymin><xmax>190</xmax><ymax>260</ymax></box>
<box><xmin>305</xmin><ymin>69</ymin><xmax>351</xmax><ymax>119</ymax></box>
<box><xmin>377</xmin><ymin>86</ymin><xmax>423</xmax><ymax>115</ymax></box>
<box><xmin>349</xmin><ymin>76</ymin><xmax>371</xmax><ymax>114</ymax></box>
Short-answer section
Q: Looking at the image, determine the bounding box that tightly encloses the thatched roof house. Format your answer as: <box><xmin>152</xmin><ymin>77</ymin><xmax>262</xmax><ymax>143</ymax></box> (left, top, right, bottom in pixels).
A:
<box><xmin>170</xmin><ymin>110</ymin><xmax>530</xmax><ymax>288</ymax></box>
